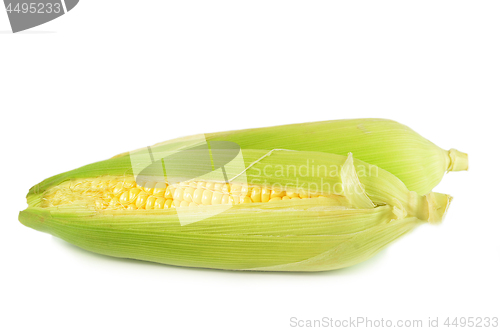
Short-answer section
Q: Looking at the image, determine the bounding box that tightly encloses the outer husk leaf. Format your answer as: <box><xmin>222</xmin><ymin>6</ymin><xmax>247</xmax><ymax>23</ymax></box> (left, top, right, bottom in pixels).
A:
<box><xmin>144</xmin><ymin>118</ymin><xmax>467</xmax><ymax>195</ymax></box>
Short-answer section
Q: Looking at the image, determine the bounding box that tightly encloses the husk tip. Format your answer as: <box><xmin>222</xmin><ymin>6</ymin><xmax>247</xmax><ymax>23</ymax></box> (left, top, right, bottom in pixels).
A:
<box><xmin>447</xmin><ymin>148</ymin><xmax>468</xmax><ymax>172</ymax></box>
<box><xmin>426</xmin><ymin>192</ymin><xmax>453</xmax><ymax>225</ymax></box>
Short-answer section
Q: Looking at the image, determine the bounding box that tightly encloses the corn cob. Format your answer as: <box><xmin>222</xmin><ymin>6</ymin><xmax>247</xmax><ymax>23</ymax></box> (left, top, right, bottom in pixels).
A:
<box><xmin>166</xmin><ymin>118</ymin><xmax>468</xmax><ymax>195</ymax></box>
<box><xmin>20</xmin><ymin>141</ymin><xmax>453</xmax><ymax>271</ymax></box>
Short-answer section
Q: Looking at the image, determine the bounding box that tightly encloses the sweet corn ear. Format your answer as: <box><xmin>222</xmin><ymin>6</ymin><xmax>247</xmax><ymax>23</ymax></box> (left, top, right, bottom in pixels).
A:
<box><xmin>20</xmin><ymin>135</ymin><xmax>455</xmax><ymax>271</ymax></box>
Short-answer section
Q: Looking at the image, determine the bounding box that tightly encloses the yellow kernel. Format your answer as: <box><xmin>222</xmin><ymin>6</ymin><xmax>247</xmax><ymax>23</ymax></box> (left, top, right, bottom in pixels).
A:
<box><xmin>193</xmin><ymin>188</ymin><xmax>204</xmax><ymax>204</ymax></box>
<box><xmin>230</xmin><ymin>195</ymin><xmax>240</xmax><ymax>204</ymax></box>
<box><xmin>271</xmin><ymin>189</ymin><xmax>285</xmax><ymax>198</ymax></box>
<box><xmin>164</xmin><ymin>199</ymin><xmax>173</xmax><ymax>208</ymax></box>
<box><xmin>164</xmin><ymin>187</ymin><xmax>174</xmax><ymax>200</ymax></box>
<box><xmin>250</xmin><ymin>187</ymin><xmax>261</xmax><ymax>202</ymax></box>
<box><xmin>135</xmin><ymin>192</ymin><xmax>148</xmax><ymax>209</ymax></box>
<box><xmin>261</xmin><ymin>188</ymin><xmax>271</xmax><ymax>203</ymax></box>
<box><xmin>221</xmin><ymin>194</ymin><xmax>230</xmax><ymax>205</ymax></box>
<box><xmin>282</xmin><ymin>196</ymin><xmax>291</xmax><ymax>200</ymax></box>
<box><xmin>299</xmin><ymin>191</ymin><xmax>310</xmax><ymax>199</ymax></box>
<box><xmin>143</xmin><ymin>181</ymin><xmax>156</xmax><ymax>194</ymax></box>
<box><xmin>212</xmin><ymin>191</ymin><xmax>223</xmax><ymax>205</ymax></box>
<box><xmin>221</xmin><ymin>183</ymin><xmax>230</xmax><ymax>193</ymax></box>
<box><xmin>113</xmin><ymin>182</ymin><xmax>125</xmax><ymax>195</ymax></box>
<box><xmin>123</xmin><ymin>177</ymin><xmax>136</xmax><ymax>189</ymax></box>
<box><xmin>202</xmin><ymin>190</ymin><xmax>213</xmax><ymax>205</ymax></box>
<box><xmin>286</xmin><ymin>191</ymin><xmax>299</xmax><ymax>198</ymax></box>
<box><xmin>127</xmin><ymin>204</ymin><xmax>137</xmax><ymax>210</ymax></box>
<box><xmin>189</xmin><ymin>181</ymin><xmax>198</xmax><ymax>188</ymax></box>
<box><xmin>128</xmin><ymin>188</ymin><xmax>142</xmax><ymax>203</ymax></box>
<box><xmin>214</xmin><ymin>183</ymin><xmax>223</xmax><ymax>192</ymax></box>
<box><xmin>205</xmin><ymin>182</ymin><xmax>216</xmax><ymax>191</ymax></box>
<box><xmin>241</xmin><ymin>185</ymin><xmax>252</xmax><ymax>197</ymax></box>
<box><xmin>119</xmin><ymin>191</ymin><xmax>129</xmax><ymax>204</ymax></box>
<box><xmin>153</xmin><ymin>182</ymin><xmax>167</xmax><ymax>197</ymax></box>
<box><xmin>146</xmin><ymin>196</ymin><xmax>157</xmax><ymax>210</ymax></box>
<box><xmin>180</xmin><ymin>200</ymin><xmax>189</xmax><ymax>207</ymax></box>
<box><xmin>108</xmin><ymin>197</ymin><xmax>120</xmax><ymax>208</ymax></box>
<box><xmin>173</xmin><ymin>187</ymin><xmax>185</xmax><ymax>201</ymax></box>
<box><xmin>173</xmin><ymin>200</ymin><xmax>182</xmax><ymax>208</ymax></box>
<box><xmin>240</xmin><ymin>196</ymin><xmax>252</xmax><ymax>204</ymax></box>
<box><xmin>189</xmin><ymin>202</ymin><xmax>198</xmax><ymax>207</ymax></box>
<box><xmin>197</xmin><ymin>181</ymin><xmax>206</xmax><ymax>189</ymax></box>
<box><xmin>183</xmin><ymin>187</ymin><xmax>195</xmax><ymax>203</ymax></box>
<box><xmin>231</xmin><ymin>184</ymin><xmax>241</xmax><ymax>194</ymax></box>
<box><xmin>270</xmin><ymin>197</ymin><xmax>282</xmax><ymax>202</ymax></box>
<box><xmin>97</xmin><ymin>181</ymin><xmax>109</xmax><ymax>190</ymax></box>
<box><xmin>154</xmin><ymin>197</ymin><xmax>166</xmax><ymax>209</ymax></box>
<box><xmin>291</xmin><ymin>197</ymin><xmax>301</xmax><ymax>200</ymax></box>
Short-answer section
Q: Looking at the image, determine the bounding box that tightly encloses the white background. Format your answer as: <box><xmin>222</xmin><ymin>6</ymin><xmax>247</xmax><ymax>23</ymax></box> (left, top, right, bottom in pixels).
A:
<box><xmin>1</xmin><ymin>1</ymin><xmax>499</xmax><ymax>330</ymax></box>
